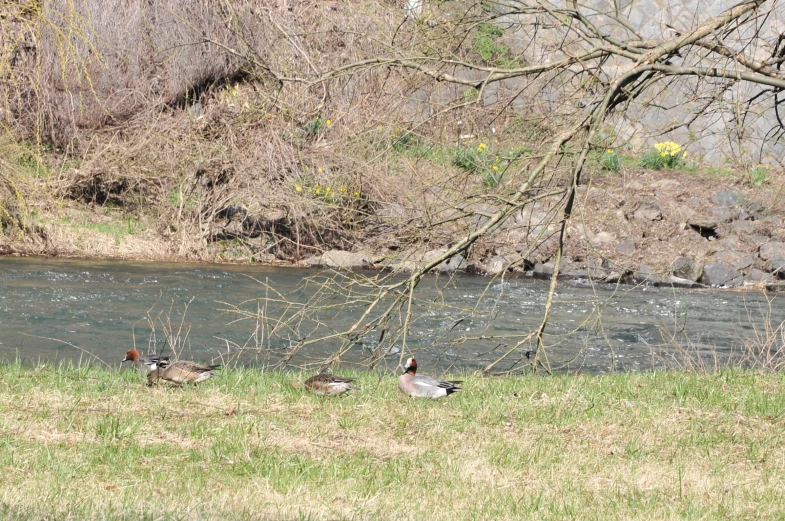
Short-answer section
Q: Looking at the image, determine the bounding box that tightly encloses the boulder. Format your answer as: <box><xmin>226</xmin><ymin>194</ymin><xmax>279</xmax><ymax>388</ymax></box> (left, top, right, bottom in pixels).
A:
<box><xmin>688</xmin><ymin>219</ymin><xmax>720</xmax><ymax>239</ymax></box>
<box><xmin>745</xmin><ymin>268</ymin><xmax>775</xmax><ymax>284</ymax></box>
<box><xmin>633</xmin><ymin>200</ymin><xmax>662</xmax><ymax>221</ymax></box>
<box><xmin>562</xmin><ymin>268</ymin><xmax>590</xmax><ymax>280</ymax></box>
<box><xmin>709</xmin><ymin>250</ymin><xmax>753</xmax><ymax>270</ymax></box>
<box><xmin>532</xmin><ymin>263</ymin><xmax>554</xmax><ymax>279</ymax></box>
<box><xmin>760</xmin><ymin>242</ymin><xmax>785</xmax><ymax>261</ymax></box>
<box><xmin>671</xmin><ymin>256</ymin><xmax>702</xmax><ymax>281</ymax></box>
<box><xmin>700</xmin><ymin>261</ymin><xmax>743</xmax><ymax>287</ymax></box>
<box><xmin>484</xmin><ymin>256</ymin><xmax>508</xmax><ymax>275</ymax></box>
<box><xmin>730</xmin><ymin>221</ymin><xmax>755</xmax><ymax>235</ymax></box>
<box><xmin>747</xmin><ymin>235</ymin><xmax>770</xmax><ymax>247</ymax></box>
<box><xmin>438</xmin><ymin>255</ymin><xmax>469</xmax><ymax>273</ymax></box>
<box><xmin>771</xmin><ymin>258</ymin><xmax>785</xmax><ymax>279</ymax></box>
<box><xmin>632</xmin><ymin>265</ymin><xmax>666</xmax><ymax>284</ymax></box>
<box><xmin>603</xmin><ymin>272</ymin><xmax>626</xmax><ymax>283</ymax></box>
<box><xmin>741</xmin><ymin>200</ymin><xmax>765</xmax><ymax>219</ymax></box>
<box><xmin>712</xmin><ymin>190</ymin><xmax>740</xmax><ymax>207</ymax></box>
<box><xmin>663</xmin><ymin>276</ymin><xmax>703</xmax><ymax>288</ymax></box>
<box><xmin>307</xmin><ymin>250</ymin><xmax>372</xmax><ymax>269</ymax></box>
<box><xmin>710</xmin><ymin>206</ymin><xmax>734</xmax><ymax>223</ymax></box>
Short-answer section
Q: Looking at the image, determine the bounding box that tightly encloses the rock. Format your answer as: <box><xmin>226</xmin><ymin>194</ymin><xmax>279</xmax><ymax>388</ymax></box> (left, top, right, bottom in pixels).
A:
<box><xmin>709</xmin><ymin>250</ymin><xmax>754</xmax><ymax>270</ymax></box>
<box><xmin>688</xmin><ymin>219</ymin><xmax>720</xmax><ymax>239</ymax></box>
<box><xmin>632</xmin><ymin>265</ymin><xmax>665</xmax><ymax>284</ymax></box>
<box><xmin>562</xmin><ymin>268</ymin><xmax>590</xmax><ymax>279</ymax></box>
<box><xmin>730</xmin><ymin>221</ymin><xmax>755</xmax><ymax>235</ymax></box>
<box><xmin>710</xmin><ymin>206</ymin><xmax>734</xmax><ymax>223</ymax></box>
<box><xmin>603</xmin><ymin>271</ymin><xmax>625</xmax><ymax>283</ymax></box>
<box><xmin>746</xmin><ymin>235</ymin><xmax>770</xmax><ymax>246</ymax></box>
<box><xmin>565</xmin><ymin>223</ymin><xmax>592</xmax><ymax>241</ymax></box>
<box><xmin>741</xmin><ymin>200</ymin><xmax>765</xmax><ymax>220</ymax></box>
<box><xmin>649</xmin><ymin>179</ymin><xmax>682</xmax><ymax>190</ymax></box>
<box><xmin>712</xmin><ymin>190</ymin><xmax>740</xmax><ymax>207</ymax></box>
<box><xmin>745</xmin><ymin>268</ymin><xmax>775</xmax><ymax>284</ymax></box>
<box><xmin>633</xmin><ymin>200</ymin><xmax>662</xmax><ymax>221</ymax></box>
<box><xmin>733</xmin><ymin>207</ymin><xmax>750</xmax><ymax>221</ymax></box>
<box><xmin>671</xmin><ymin>256</ymin><xmax>702</xmax><ymax>281</ymax></box>
<box><xmin>616</xmin><ymin>238</ymin><xmax>636</xmax><ymax>255</ymax></box>
<box><xmin>760</xmin><ymin>242</ymin><xmax>785</xmax><ymax>261</ymax></box>
<box><xmin>592</xmin><ymin>232</ymin><xmax>615</xmax><ymax>245</ymax></box>
<box><xmin>484</xmin><ymin>256</ymin><xmax>508</xmax><ymax>275</ymax></box>
<box><xmin>700</xmin><ymin>261</ymin><xmax>743</xmax><ymax>287</ymax></box>
<box><xmin>663</xmin><ymin>276</ymin><xmax>703</xmax><ymax>288</ymax></box>
<box><xmin>309</xmin><ymin>250</ymin><xmax>372</xmax><ymax>269</ymax></box>
<box><xmin>438</xmin><ymin>255</ymin><xmax>469</xmax><ymax>273</ymax></box>
<box><xmin>532</xmin><ymin>263</ymin><xmax>554</xmax><ymax>279</ymax></box>
<box><xmin>771</xmin><ymin>258</ymin><xmax>785</xmax><ymax>279</ymax></box>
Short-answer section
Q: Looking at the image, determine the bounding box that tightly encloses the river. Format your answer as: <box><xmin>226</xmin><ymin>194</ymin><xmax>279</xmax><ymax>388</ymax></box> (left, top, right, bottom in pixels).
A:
<box><xmin>1</xmin><ymin>256</ymin><xmax>782</xmax><ymax>373</ymax></box>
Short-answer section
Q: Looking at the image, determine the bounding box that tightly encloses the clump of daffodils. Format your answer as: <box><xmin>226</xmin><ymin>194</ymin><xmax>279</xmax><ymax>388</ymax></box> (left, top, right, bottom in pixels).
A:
<box><xmin>293</xmin><ymin>167</ymin><xmax>362</xmax><ymax>204</ymax></box>
<box><xmin>640</xmin><ymin>141</ymin><xmax>687</xmax><ymax>169</ymax></box>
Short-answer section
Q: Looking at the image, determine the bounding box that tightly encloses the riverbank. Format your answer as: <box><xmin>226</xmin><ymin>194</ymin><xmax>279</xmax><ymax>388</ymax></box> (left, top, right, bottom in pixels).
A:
<box><xmin>1</xmin><ymin>363</ymin><xmax>784</xmax><ymax>520</ymax></box>
<box><xmin>2</xmin><ymin>165</ymin><xmax>785</xmax><ymax>291</ymax></box>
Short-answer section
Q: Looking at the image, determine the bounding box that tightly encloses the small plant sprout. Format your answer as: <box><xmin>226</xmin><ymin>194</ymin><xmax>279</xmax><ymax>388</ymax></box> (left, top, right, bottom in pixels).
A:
<box><xmin>749</xmin><ymin>164</ymin><xmax>772</xmax><ymax>186</ymax></box>
<box><xmin>601</xmin><ymin>149</ymin><xmax>621</xmax><ymax>172</ymax></box>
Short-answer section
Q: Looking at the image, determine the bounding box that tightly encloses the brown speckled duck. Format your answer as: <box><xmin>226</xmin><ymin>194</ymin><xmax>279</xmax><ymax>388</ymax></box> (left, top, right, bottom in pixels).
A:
<box><xmin>304</xmin><ymin>373</ymin><xmax>358</xmax><ymax>396</ymax></box>
<box><xmin>146</xmin><ymin>360</ymin><xmax>220</xmax><ymax>386</ymax></box>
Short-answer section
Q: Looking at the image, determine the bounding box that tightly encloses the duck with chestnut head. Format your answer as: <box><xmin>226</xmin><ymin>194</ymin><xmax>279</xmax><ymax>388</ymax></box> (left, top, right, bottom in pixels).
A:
<box><xmin>121</xmin><ymin>349</ymin><xmax>169</xmax><ymax>372</ymax></box>
<box><xmin>398</xmin><ymin>358</ymin><xmax>462</xmax><ymax>399</ymax></box>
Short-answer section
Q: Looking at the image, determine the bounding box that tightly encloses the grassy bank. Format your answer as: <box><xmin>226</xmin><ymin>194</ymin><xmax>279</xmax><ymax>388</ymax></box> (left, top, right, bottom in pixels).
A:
<box><xmin>1</xmin><ymin>363</ymin><xmax>785</xmax><ymax>520</ymax></box>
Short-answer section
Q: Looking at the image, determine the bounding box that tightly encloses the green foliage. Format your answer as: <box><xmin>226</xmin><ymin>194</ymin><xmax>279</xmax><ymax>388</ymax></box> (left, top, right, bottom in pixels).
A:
<box><xmin>600</xmin><ymin>149</ymin><xmax>621</xmax><ymax>172</ymax></box>
<box><xmin>452</xmin><ymin>144</ymin><xmax>485</xmax><ymax>171</ymax></box>
<box><xmin>302</xmin><ymin>115</ymin><xmax>332</xmax><ymax>139</ymax></box>
<box><xmin>639</xmin><ymin>150</ymin><xmax>665</xmax><ymax>169</ymax></box>
<box><xmin>639</xmin><ymin>142</ymin><xmax>686</xmax><ymax>170</ymax></box>
<box><xmin>748</xmin><ymin>164</ymin><xmax>772</xmax><ymax>186</ymax></box>
<box><xmin>473</xmin><ymin>23</ymin><xmax>520</xmax><ymax>69</ymax></box>
<box><xmin>77</xmin><ymin>216</ymin><xmax>143</xmax><ymax>245</ymax></box>
<box><xmin>452</xmin><ymin>143</ymin><xmax>506</xmax><ymax>187</ymax></box>
<box><xmin>391</xmin><ymin>128</ymin><xmax>418</xmax><ymax>151</ymax></box>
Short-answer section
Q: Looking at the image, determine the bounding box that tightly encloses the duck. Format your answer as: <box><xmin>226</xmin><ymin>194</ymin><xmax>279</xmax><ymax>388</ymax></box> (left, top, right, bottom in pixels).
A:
<box><xmin>398</xmin><ymin>357</ymin><xmax>462</xmax><ymax>399</ymax></box>
<box><xmin>304</xmin><ymin>373</ymin><xmax>358</xmax><ymax>396</ymax></box>
<box><xmin>146</xmin><ymin>360</ymin><xmax>220</xmax><ymax>386</ymax></box>
<box><xmin>122</xmin><ymin>349</ymin><xmax>170</xmax><ymax>372</ymax></box>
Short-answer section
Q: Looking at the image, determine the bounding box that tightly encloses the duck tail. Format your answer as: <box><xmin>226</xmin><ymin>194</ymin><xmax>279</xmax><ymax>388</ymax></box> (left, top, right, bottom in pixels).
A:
<box><xmin>445</xmin><ymin>385</ymin><xmax>463</xmax><ymax>395</ymax></box>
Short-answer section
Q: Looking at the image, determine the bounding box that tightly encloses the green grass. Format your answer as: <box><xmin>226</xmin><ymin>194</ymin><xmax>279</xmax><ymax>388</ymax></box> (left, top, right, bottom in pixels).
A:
<box><xmin>473</xmin><ymin>23</ymin><xmax>520</xmax><ymax>69</ymax></box>
<box><xmin>1</xmin><ymin>362</ymin><xmax>785</xmax><ymax>519</ymax></box>
<box><xmin>78</xmin><ymin>217</ymin><xmax>143</xmax><ymax>245</ymax></box>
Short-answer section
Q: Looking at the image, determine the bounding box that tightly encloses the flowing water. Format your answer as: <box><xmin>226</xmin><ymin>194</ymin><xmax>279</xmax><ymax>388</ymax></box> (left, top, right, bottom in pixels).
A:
<box><xmin>1</xmin><ymin>256</ymin><xmax>782</xmax><ymax>373</ymax></box>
